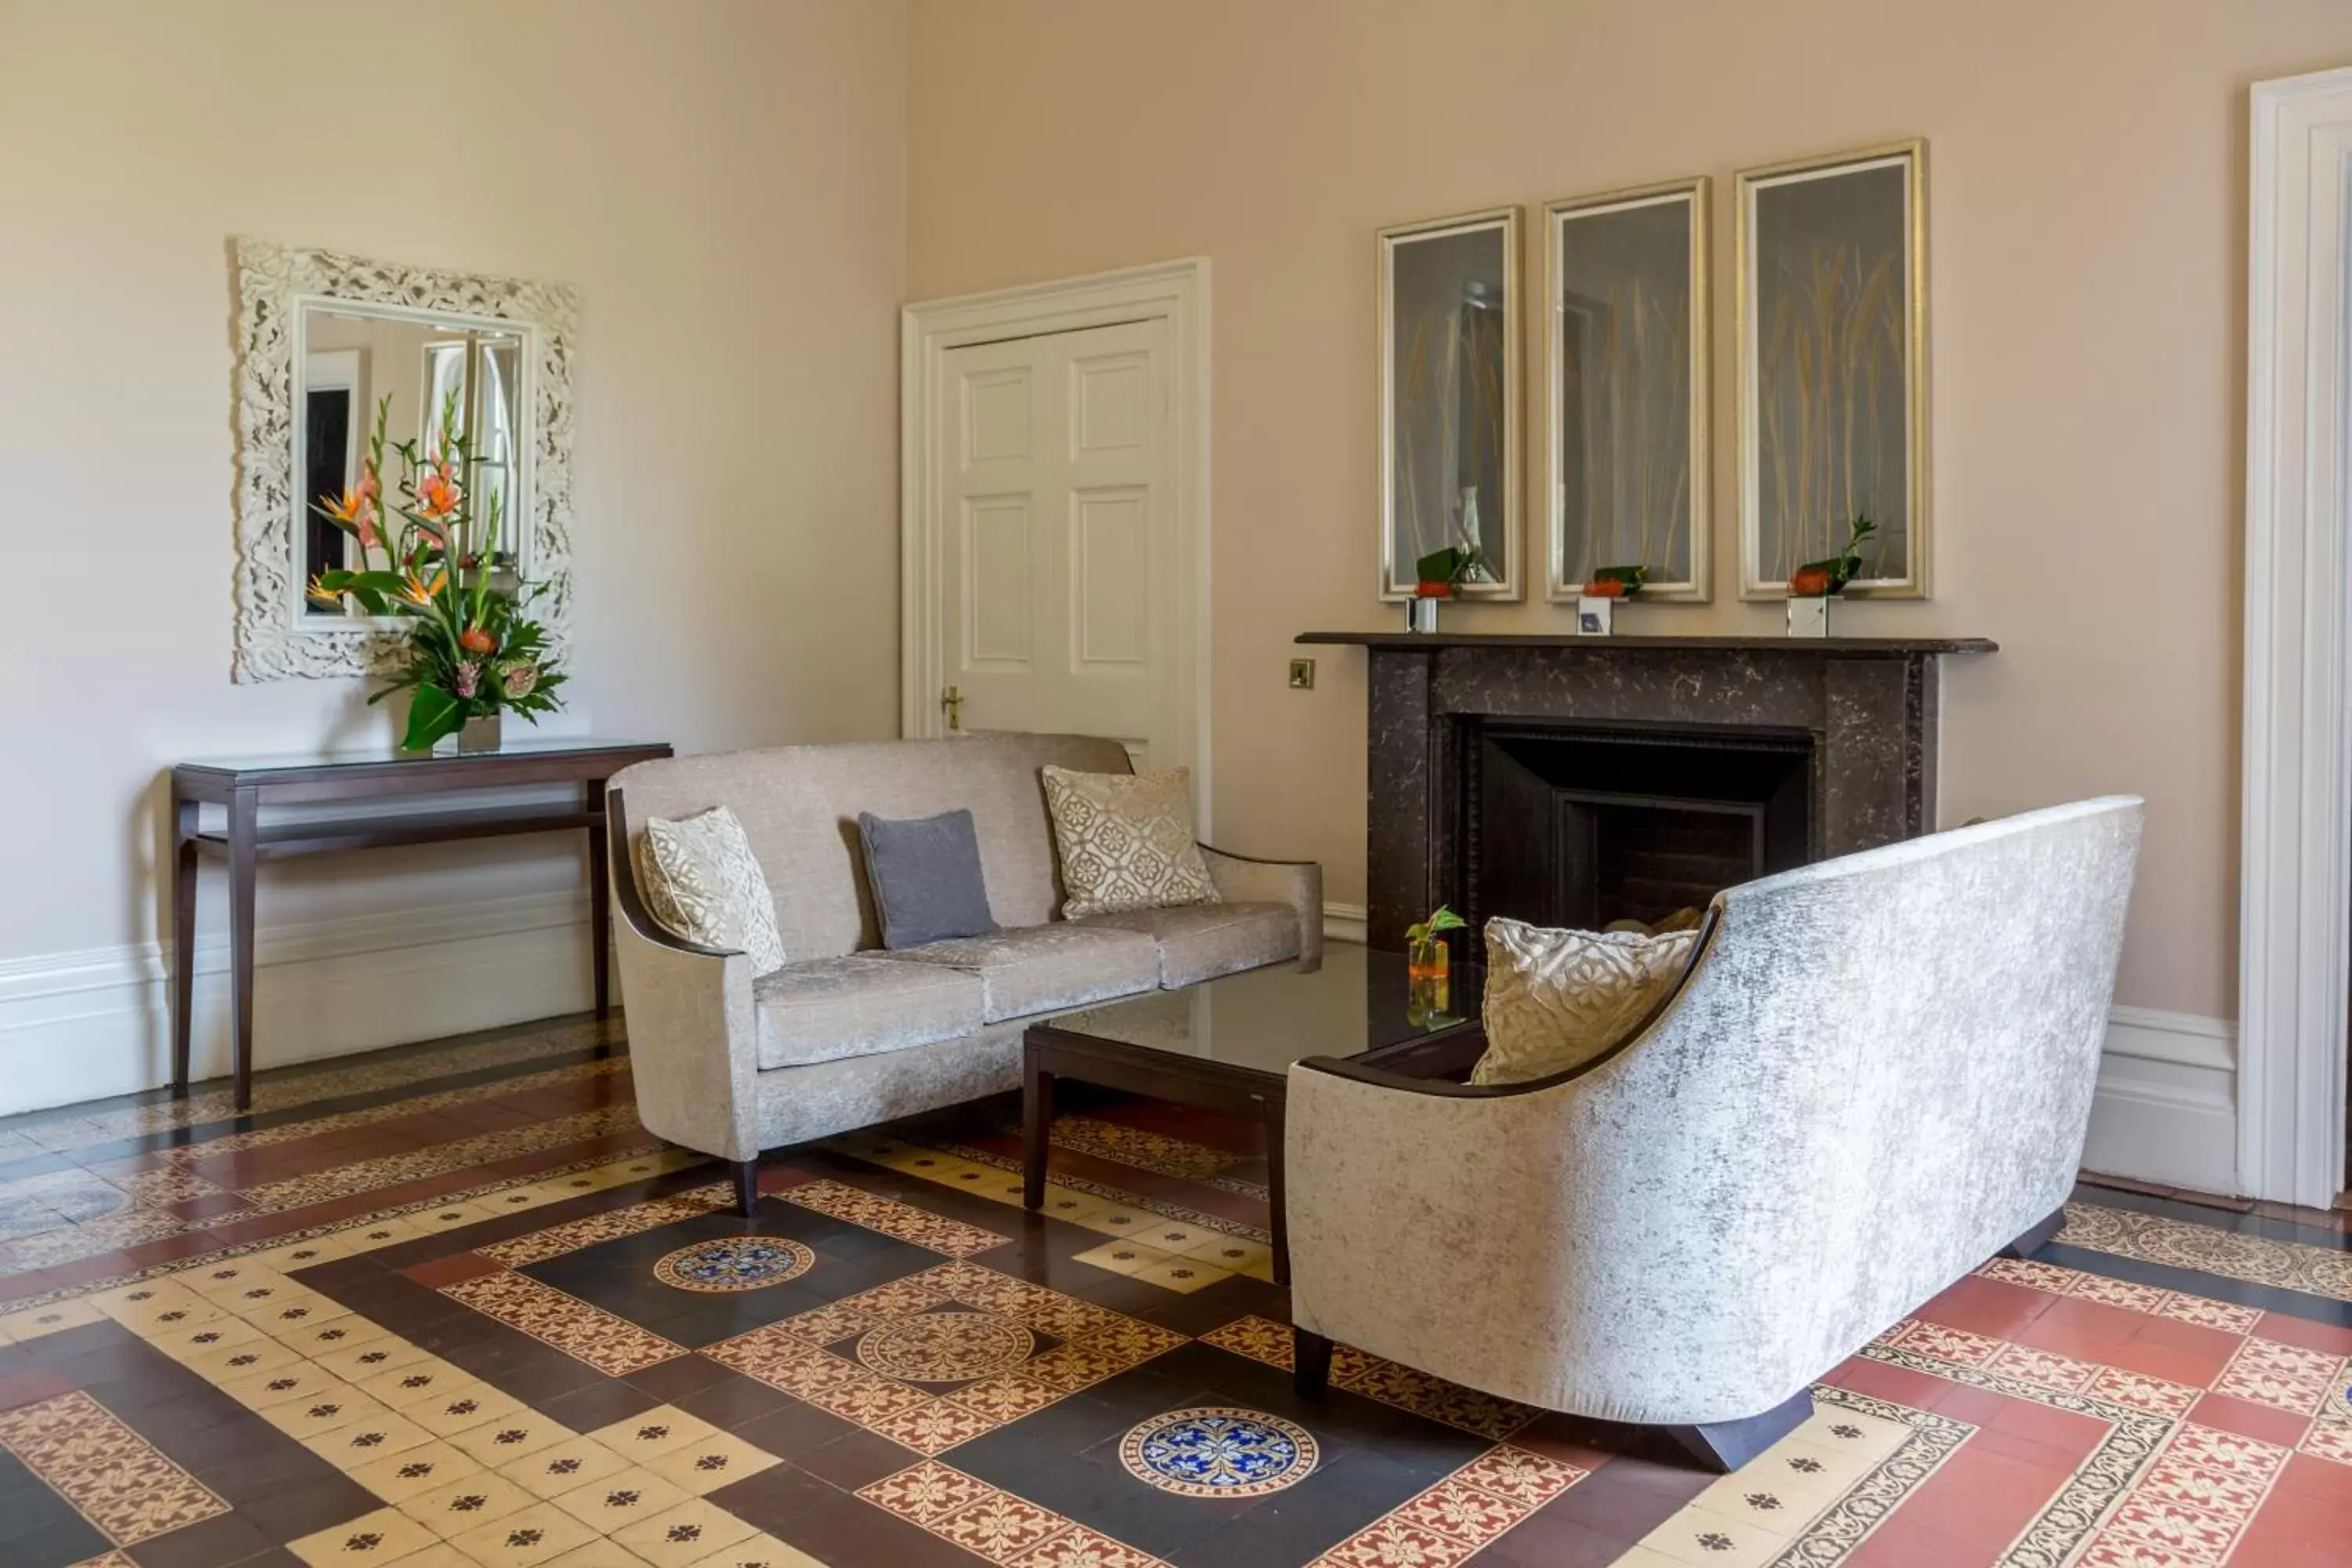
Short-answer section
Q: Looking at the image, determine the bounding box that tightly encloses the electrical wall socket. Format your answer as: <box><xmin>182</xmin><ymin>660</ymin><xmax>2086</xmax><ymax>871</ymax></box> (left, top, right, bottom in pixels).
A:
<box><xmin>1287</xmin><ymin>659</ymin><xmax>1316</xmax><ymax>690</ymax></box>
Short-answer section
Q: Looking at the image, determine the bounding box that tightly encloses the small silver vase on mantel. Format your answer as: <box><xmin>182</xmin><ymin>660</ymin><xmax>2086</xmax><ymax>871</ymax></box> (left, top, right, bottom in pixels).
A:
<box><xmin>1406</xmin><ymin>596</ymin><xmax>1441</xmax><ymax>634</ymax></box>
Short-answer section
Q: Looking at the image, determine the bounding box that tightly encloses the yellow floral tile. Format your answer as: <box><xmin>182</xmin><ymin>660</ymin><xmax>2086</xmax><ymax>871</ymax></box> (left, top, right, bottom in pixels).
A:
<box><xmin>288</xmin><ymin>1506</ymin><xmax>443</xmax><ymax>1566</ymax></box>
<box><xmin>400</xmin><ymin>1469</ymin><xmax>541</xmax><ymax>1537</ymax></box>
<box><xmin>146</xmin><ymin>1313</ymin><xmax>268</xmax><ymax>1360</ymax></box>
<box><xmin>1132</xmin><ymin>1256</ymin><xmax>1230</xmax><ymax>1294</ymax></box>
<box><xmin>219</xmin><ymin>1363</ymin><xmax>352</xmax><ymax>1410</ymax></box>
<box><xmin>0</xmin><ymin>1298</ymin><xmax>105</xmax><ymax>1340</ymax></box>
<box><xmin>547</xmin><ymin>1466</ymin><xmax>694</xmax><ymax>1530</ymax></box>
<box><xmin>337</xmin><ymin>1215</ymin><xmax>434</xmax><ymax>1252</ymax></box>
<box><xmin>299</xmin><ymin>1409</ymin><xmax>439</xmax><ymax>1468</ymax></box>
<box><xmin>680</xmin><ymin>1537</ymin><xmax>826</xmax><ymax>1568</ymax></box>
<box><xmin>412</xmin><ymin>1199</ymin><xmax>513</xmax><ymax>1234</ymax></box>
<box><xmin>1069</xmin><ymin>1240</ymin><xmax>1171</xmax><ymax>1278</ymax></box>
<box><xmin>314</xmin><ymin>1334</ymin><xmax>436</xmax><ymax>1381</ymax></box>
<box><xmin>610</xmin><ymin>1499</ymin><xmax>757</xmax><ymax>1568</ymax></box>
<box><xmin>183</xmin><ymin>1334</ymin><xmax>305</xmax><ymax>1381</ymax></box>
<box><xmin>346</xmin><ymin>1439</ymin><xmax>487</xmax><ymax>1504</ymax></box>
<box><xmin>642</xmin><ymin>1432</ymin><xmax>781</xmax><ymax>1496</ymax></box>
<box><xmin>267</xmin><ymin>1309</ymin><xmax>397</xmax><ymax>1355</ymax></box>
<box><xmin>497</xmin><ymin>1435</ymin><xmax>635</xmax><ymax>1499</ymax></box>
<box><xmin>586</xmin><ymin>1406</ymin><xmax>727</xmax><ymax>1464</ymax></box>
<box><xmin>542</xmin><ymin>1543</ymin><xmax>663</xmax><ymax>1568</ymax></box>
<box><xmin>448</xmin><ymin>1410</ymin><xmax>575</xmax><ymax>1465</ymax></box>
<box><xmin>445</xmin><ymin>1501</ymin><xmax>601</xmax><ymax>1567</ymax></box>
<box><xmin>247</xmin><ymin>1233</ymin><xmax>357</xmax><ymax>1272</ymax></box>
<box><xmin>408</xmin><ymin>1382</ymin><xmax>535</xmax><ymax>1439</ymax></box>
<box><xmin>355</xmin><ymin>1360</ymin><xmax>478</xmax><ymax>1410</ymax></box>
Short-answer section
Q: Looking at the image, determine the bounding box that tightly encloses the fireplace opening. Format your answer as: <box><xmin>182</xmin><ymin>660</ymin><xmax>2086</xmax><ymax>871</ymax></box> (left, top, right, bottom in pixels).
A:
<box><xmin>1460</xmin><ymin>720</ymin><xmax>1813</xmax><ymax>934</ymax></box>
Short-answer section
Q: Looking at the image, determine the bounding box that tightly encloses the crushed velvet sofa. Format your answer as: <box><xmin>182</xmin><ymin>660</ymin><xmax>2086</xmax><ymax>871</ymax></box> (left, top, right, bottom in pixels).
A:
<box><xmin>605</xmin><ymin>732</ymin><xmax>1322</xmax><ymax>1214</ymax></box>
<box><xmin>1283</xmin><ymin>797</ymin><xmax>2144</xmax><ymax>1471</ymax></box>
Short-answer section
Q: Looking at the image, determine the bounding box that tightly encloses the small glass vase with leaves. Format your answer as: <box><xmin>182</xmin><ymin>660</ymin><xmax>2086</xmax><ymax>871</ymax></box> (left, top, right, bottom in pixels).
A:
<box><xmin>1403</xmin><ymin>904</ymin><xmax>1468</xmax><ymax>1025</ymax></box>
<box><xmin>1786</xmin><ymin>514</ymin><xmax>1877</xmax><ymax>639</ymax></box>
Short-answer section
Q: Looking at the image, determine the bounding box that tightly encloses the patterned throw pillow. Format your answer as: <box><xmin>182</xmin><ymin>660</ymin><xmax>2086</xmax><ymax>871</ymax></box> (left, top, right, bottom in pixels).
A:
<box><xmin>1469</xmin><ymin>916</ymin><xmax>1697</xmax><ymax>1086</ymax></box>
<box><xmin>1040</xmin><ymin>765</ymin><xmax>1223</xmax><ymax>920</ymax></box>
<box><xmin>634</xmin><ymin>805</ymin><xmax>788</xmax><ymax>976</ymax></box>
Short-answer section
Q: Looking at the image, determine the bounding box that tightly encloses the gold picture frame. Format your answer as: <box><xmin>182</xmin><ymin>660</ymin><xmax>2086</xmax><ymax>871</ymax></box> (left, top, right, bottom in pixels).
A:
<box><xmin>1735</xmin><ymin>140</ymin><xmax>1929</xmax><ymax>599</ymax></box>
<box><xmin>1542</xmin><ymin>176</ymin><xmax>1711</xmax><ymax>601</ymax></box>
<box><xmin>1377</xmin><ymin>206</ymin><xmax>1523</xmax><ymax>601</ymax></box>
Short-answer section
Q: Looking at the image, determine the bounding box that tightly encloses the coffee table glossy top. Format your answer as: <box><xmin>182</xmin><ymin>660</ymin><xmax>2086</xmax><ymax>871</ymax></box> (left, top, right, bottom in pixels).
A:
<box><xmin>1038</xmin><ymin>942</ymin><xmax>1480</xmax><ymax>1076</ymax></box>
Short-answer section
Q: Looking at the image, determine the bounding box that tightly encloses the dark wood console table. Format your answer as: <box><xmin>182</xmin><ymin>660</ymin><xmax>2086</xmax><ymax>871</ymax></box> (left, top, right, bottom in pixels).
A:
<box><xmin>170</xmin><ymin>737</ymin><xmax>671</xmax><ymax>1108</ymax></box>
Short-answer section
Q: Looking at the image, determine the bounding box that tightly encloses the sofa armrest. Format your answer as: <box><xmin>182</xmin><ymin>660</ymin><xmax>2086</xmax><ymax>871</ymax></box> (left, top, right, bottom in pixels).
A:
<box><xmin>1199</xmin><ymin>844</ymin><xmax>1323</xmax><ymax>967</ymax></box>
<box><xmin>608</xmin><ymin>788</ymin><xmax>762</xmax><ymax>1162</ymax></box>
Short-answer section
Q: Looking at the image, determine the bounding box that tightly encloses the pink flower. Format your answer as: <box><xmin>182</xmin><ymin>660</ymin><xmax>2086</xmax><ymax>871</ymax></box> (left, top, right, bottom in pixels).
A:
<box><xmin>503</xmin><ymin>662</ymin><xmax>539</xmax><ymax>699</ymax></box>
<box><xmin>453</xmin><ymin>660</ymin><xmax>481</xmax><ymax>699</ymax></box>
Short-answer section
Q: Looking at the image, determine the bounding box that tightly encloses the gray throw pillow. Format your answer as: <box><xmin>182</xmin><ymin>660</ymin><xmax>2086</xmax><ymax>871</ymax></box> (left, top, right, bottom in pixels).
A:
<box><xmin>858</xmin><ymin>808</ymin><xmax>1000</xmax><ymax>949</ymax></box>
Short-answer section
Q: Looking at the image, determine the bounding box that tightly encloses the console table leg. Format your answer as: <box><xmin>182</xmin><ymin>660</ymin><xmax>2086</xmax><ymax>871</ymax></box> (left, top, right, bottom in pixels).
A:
<box><xmin>227</xmin><ymin>788</ymin><xmax>258</xmax><ymax>1112</ymax></box>
<box><xmin>1262</xmin><ymin>1092</ymin><xmax>1290</xmax><ymax>1286</ymax></box>
<box><xmin>586</xmin><ymin>779</ymin><xmax>613</xmax><ymax>1030</ymax></box>
<box><xmin>169</xmin><ymin>795</ymin><xmax>198</xmax><ymax>1098</ymax></box>
<box><xmin>1022</xmin><ymin>1057</ymin><xmax>1054</xmax><ymax>1209</ymax></box>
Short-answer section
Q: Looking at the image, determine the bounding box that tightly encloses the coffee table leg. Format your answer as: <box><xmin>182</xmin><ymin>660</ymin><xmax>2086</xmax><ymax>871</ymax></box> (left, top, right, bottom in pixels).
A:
<box><xmin>1023</xmin><ymin>1051</ymin><xmax>1054</xmax><ymax>1210</ymax></box>
<box><xmin>1262</xmin><ymin>1092</ymin><xmax>1289</xmax><ymax>1286</ymax></box>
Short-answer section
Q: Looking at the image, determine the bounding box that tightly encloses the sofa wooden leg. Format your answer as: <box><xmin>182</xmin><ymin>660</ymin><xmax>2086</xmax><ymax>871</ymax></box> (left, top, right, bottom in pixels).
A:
<box><xmin>1662</xmin><ymin>1388</ymin><xmax>1814</xmax><ymax>1472</ymax></box>
<box><xmin>731</xmin><ymin>1157</ymin><xmax>760</xmax><ymax>1218</ymax></box>
<box><xmin>1996</xmin><ymin>1205</ymin><xmax>2064</xmax><ymax>1259</ymax></box>
<box><xmin>1293</xmin><ymin>1327</ymin><xmax>1333</xmax><ymax>1399</ymax></box>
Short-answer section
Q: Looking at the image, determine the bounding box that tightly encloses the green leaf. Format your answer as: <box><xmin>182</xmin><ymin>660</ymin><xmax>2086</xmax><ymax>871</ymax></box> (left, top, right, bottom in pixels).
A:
<box><xmin>401</xmin><ymin>685</ymin><xmax>464</xmax><ymax>753</ymax></box>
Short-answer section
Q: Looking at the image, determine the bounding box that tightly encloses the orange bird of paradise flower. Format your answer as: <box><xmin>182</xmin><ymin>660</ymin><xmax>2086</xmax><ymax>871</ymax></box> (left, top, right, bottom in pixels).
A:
<box><xmin>305</xmin><ymin>574</ymin><xmax>344</xmax><ymax>604</ymax></box>
<box><xmin>318</xmin><ymin>487</ymin><xmax>382</xmax><ymax>549</ymax></box>
<box><xmin>401</xmin><ymin>570</ymin><xmax>448</xmax><ymax>607</ymax></box>
<box><xmin>416</xmin><ymin>465</ymin><xmax>461</xmax><ymax>521</ymax></box>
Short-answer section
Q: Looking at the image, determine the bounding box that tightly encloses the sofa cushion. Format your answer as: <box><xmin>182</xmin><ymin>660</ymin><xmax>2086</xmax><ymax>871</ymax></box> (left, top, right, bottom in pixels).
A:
<box><xmin>754</xmin><ymin>955</ymin><xmax>985</xmax><ymax>1070</ymax></box>
<box><xmin>876</xmin><ymin>924</ymin><xmax>1161</xmax><ymax>1022</ymax></box>
<box><xmin>1470</xmin><ymin>916</ymin><xmax>1697</xmax><ymax>1087</ymax></box>
<box><xmin>1075</xmin><ymin>902</ymin><xmax>1301</xmax><ymax>987</ymax></box>
<box><xmin>637</xmin><ymin>806</ymin><xmax>789</xmax><ymax>976</ymax></box>
<box><xmin>1040</xmin><ymin>764</ymin><xmax>1221</xmax><ymax>918</ymax></box>
<box><xmin>858</xmin><ymin>808</ymin><xmax>999</xmax><ymax>949</ymax></box>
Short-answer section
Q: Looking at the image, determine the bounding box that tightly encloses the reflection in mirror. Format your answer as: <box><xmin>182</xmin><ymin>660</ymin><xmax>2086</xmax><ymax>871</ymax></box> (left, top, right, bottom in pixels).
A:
<box><xmin>299</xmin><ymin>306</ymin><xmax>526</xmax><ymax>618</ymax></box>
<box><xmin>1379</xmin><ymin>210</ymin><xmax>1519</xmax><ymax>599</ymax></box>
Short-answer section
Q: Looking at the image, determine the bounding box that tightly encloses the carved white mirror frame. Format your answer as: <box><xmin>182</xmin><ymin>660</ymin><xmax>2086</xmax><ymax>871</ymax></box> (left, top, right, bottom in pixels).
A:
<box><xmin>230</xmin><ymin>238</ymin><xmax>579</xmax><ymax>682</ymax></box>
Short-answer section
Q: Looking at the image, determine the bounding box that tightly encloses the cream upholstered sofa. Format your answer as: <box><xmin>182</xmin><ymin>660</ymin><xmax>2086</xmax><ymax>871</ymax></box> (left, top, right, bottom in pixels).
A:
<box><xmin>1284</xmin><ymin>797</ymin><xmax>2143</xmax><ymax>1471</ymax></box>
<box><xmin>605</xmin><ymin>732</ymin><xmax>1321</xmax><ymax>1214</ymax></box>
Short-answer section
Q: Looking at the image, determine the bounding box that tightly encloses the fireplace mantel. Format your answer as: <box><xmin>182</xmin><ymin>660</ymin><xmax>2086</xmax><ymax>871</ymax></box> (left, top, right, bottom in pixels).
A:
<box><xmin>1296</xmin><ymin>631</ymin><xmax>1998</xmax><ymax>655</ymax></box>
<box><xmin>1310</xmin><ymin>629</ymin><xmax>1996</xmax><ymax>947</ymax></box>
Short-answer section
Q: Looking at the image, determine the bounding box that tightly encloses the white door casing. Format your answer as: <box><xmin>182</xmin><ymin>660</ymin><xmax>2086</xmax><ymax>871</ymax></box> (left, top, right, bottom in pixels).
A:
<box><xmin>2240</xmin><ymin>64</ymin><xmax>2352</xmax><ymax>1207</ymax></box>
<box><xmin>902</xmin><ymin>259</ymin><xmax>1211</xmax><ymax>826</ymax></box>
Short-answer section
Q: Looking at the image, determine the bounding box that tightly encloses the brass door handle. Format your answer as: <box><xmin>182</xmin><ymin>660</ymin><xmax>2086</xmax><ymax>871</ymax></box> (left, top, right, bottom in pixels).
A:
<box><xmin>942</xmin><ymin>685</ymin><xmax>964</xmax><ymax>732</ymax></box>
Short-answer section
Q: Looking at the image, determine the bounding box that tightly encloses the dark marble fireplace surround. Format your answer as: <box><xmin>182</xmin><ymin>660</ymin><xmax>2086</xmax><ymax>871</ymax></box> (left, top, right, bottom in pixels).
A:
<box><xmin>1295</xmin><ymin>633</ymin><xmax>1997</xmax><ymax>949</ymax></box>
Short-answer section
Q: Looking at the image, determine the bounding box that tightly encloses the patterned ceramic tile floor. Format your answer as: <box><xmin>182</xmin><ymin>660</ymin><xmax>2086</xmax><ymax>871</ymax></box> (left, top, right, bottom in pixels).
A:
<box><xmin>0</xmin><ymin>1016</ymin><xmax>2346</xmax><ymax>1567</ymax></box>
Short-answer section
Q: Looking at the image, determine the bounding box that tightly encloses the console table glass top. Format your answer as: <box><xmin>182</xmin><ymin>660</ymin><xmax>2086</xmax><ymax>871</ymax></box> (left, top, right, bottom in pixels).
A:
<box><xmin>180</xmin><ymin>735</ymin><xmax>666</xmax><ymax>776</ymax></box>
<box><xmin>1045</xmin><ymin>942</ymin><xmax>1482</xmax><ymax>1074</ymax></box>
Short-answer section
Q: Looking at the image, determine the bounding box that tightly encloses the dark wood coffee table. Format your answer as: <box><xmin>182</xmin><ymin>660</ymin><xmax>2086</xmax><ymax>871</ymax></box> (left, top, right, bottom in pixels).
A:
<box><xmin>1020</xmin><ymin>944</ymin><xmax>1481</xmax><ymax>1283</ymax></box>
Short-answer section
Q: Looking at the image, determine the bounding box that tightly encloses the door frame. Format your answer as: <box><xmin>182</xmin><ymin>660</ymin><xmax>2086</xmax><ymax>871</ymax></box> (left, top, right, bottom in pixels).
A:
<box><xmin>900</xmin><ymin>258</ymin><xmax>1213</xmax><ymax>829</ymax></box>
<box><xmin>2239</xmin><ymin>64</ymin><xmax>2352</xmax><ymax>1207</ymax></box>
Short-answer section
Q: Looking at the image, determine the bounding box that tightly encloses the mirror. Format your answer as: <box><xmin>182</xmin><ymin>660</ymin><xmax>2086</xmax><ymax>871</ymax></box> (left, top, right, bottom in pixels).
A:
<box><xmin>1377</xmin><ymin>207</ymin><xmax>1521</xmax><ymax>601</ymax></box>
<box><xmin>299</xmin><ymin>307</ymin><xmax>528</xmax><ymax>618</ymax></box>
<box><xmin>232</xmin><ymin>238</ymin><xmax>577</xmax><ymax>682</ymax></box>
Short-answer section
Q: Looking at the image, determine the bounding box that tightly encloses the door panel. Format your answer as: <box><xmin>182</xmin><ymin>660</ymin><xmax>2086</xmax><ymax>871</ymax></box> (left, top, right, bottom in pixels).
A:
<box><xmin>939</xmin><ymin>319</ymin><xmax>1170</xmax><ymax>759</ymax></box>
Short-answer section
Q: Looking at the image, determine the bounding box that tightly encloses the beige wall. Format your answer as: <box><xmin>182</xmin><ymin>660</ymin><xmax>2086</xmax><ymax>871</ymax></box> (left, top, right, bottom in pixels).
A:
<box><xmin>0</xmin><ymin>0</ymin><xmax>905</xmax><ymax>1095</ymax></box>
<box><xmin>906</xmin><ymin>0</ymin><xmax>2350</xmax><ymax>1021</ymax></box>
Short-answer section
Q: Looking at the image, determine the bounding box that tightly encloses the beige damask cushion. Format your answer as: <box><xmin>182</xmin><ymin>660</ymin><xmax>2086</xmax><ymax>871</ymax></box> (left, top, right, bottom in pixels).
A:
<box><xmin>635</xmin><ymin>806</ymin><xmax>788</xmax><ymax>976</ymax></box>
<box><xmin>1470</xmin><ymin>916</ymin><xmax>1697</xmax><ymax>1087</ymax></box>
<box><xmin>1040</xmin><ymin>764</ymin><xmax>1223</xmax><ymax>920</ymax></box>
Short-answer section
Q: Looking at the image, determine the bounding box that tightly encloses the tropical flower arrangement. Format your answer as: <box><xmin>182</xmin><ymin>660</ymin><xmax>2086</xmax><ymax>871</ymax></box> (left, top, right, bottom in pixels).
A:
<box><xmin>1580</xmin><ymin>564</ymin><xmax>1649</xmax><ymax>600</ymax></box>
<box><xmin>1414</xmin><ymin>543</ymin><xmax>1490</xmax><ymax>600</ymax></box>
<box><xmin>1789</xmin><ymin>514</ymin><xmax>1878</xmax><ymax>597</ymax></box>
<box><xmin>306</xmin><ymin>395</ymin><xmax>566</xmax><ymax>753</ymax></box>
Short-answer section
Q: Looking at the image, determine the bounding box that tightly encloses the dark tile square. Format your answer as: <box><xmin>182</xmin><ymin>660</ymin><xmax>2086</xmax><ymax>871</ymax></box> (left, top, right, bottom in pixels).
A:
<box><xmin>521</xmin><ymin>1208</ymin><xmax>940</xmax><ymax>1348</ymax></box>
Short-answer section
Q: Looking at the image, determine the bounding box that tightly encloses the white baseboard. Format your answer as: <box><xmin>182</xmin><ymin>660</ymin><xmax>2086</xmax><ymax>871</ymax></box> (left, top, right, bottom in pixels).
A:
<box><xmin>0</xmin><ymin>891</ymin><xmax>596</xmax><ymax>1117</ymax></box>
<box><xmin>1323</xmin><ymin>902</ymin><xmax>1368</xmax><ymax>945</ymax></box>
<box><xmin>2085</xmin><ymin>1006</ymin><xmax>2240</xmax><ymax>1195</ymax></box>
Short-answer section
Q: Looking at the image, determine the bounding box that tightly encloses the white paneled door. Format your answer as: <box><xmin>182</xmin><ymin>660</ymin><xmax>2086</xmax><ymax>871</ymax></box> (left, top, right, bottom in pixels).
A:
<box><xmin>935</xmin><ymin>318</ymin><xmax>1174</xmax><ymax>768</ymax></box>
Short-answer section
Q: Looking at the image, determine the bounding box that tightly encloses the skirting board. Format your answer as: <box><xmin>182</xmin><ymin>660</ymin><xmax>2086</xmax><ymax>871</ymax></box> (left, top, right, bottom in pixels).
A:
<box><xmin>1320</xmin><ymin>909</ymin><xmax>2240</xmax><ymax>1196</ymax></box>
<box><xmin>0</xmin><ymin>891</ymin><xmax>597</xmax><ymax>1117</ymax></box>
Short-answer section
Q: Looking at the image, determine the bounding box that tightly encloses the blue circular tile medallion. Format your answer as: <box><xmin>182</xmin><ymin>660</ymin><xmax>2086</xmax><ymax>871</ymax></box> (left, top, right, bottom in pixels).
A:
<box><xmin>652</xmin><ymin>1236</ymin><xmax>815</xmax><ymax>1294</ymax></box>
<box><xmin>1120</xmin><ymin>1406</ymin><xmax>1319</xmax><ymax>1498</ymax></box>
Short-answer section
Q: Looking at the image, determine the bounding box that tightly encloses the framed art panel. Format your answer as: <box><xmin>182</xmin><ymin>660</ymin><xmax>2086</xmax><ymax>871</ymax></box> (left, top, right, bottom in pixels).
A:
<box><xmin>1377</xmin><ymin>206</ymin><xmax>1522</xmax><ymax>600</ymax></box>
<box><xmin>1736</xmin><ymin>140</ymin><xmax>1929</xmax><ymax>598</ymax></box>
<box><xmin>1543</xmin><ymin>177</ymin><xmax>1710</xmax><ymax>601</ymax></box>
